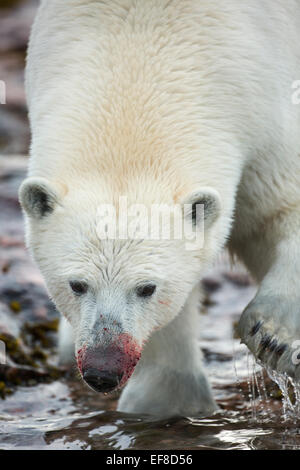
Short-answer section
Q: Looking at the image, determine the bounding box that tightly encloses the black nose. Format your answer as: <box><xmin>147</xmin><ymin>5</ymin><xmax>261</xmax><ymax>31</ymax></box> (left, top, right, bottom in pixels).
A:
<box><xmin>83</xmin><ymin>368</ymin><xmax>122</xmax><ymax>393</ymax></box>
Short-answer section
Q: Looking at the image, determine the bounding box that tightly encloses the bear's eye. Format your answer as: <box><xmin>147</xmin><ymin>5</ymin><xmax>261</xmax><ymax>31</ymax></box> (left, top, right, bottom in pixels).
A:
<box><xmin>136</xmin><ymin>284</ymin><xmax>156</xmax><ymax>298</ymax></box>
<box><xmin>69</xmin><ymin>281</ymin><xmax>88</xmax><ymax>296</ymax></box>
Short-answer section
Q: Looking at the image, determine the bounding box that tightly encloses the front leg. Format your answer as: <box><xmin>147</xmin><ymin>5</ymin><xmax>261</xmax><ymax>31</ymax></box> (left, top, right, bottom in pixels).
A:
<box><xmin>235</xmin><ymin>209</ymin><xmax>300</xmax><ymax>380</ymax></box>
<box><xmin>58</xmin><ymin>315</ymin><xmax>75</xmax><ymax>365</ymax></box>
<box><xmin>118</xmin><ymin>286</ymin><xmax>217</xmax><ymax>417</ymax></box>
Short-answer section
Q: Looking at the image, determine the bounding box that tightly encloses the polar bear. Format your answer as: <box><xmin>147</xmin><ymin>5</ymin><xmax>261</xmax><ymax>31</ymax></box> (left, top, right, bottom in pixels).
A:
<box><xmin>19</xmin><ymin>0</ymin><xmax>300</xmax><ymax>417</ymax></box>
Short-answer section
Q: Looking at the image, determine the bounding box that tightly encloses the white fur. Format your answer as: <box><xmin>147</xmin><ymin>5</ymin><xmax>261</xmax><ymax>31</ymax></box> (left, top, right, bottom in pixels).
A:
<box><xmin>20</xmin><ymin>0</ymin><xmax>300</xmax><ymax>416</ymax></box>
<box><xmin>58</xmin><ymin>315</ymin><xmax>75</xmax><ymax>365</ymax></box>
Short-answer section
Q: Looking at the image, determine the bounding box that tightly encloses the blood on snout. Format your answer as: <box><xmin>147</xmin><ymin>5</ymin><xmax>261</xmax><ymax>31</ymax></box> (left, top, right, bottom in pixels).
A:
<box><xmin>114</xmin><ymin>333</ymin><xmax>142</xmax><ymax>387</ymax></box>
<box><xmin>76</xmin><ymin>344</ymin><xmax>87</xmax><ymax>374</ymax></box>
<box><xmin>77</xmin><ymin>333</ymin><xmax>142</xmax><ymax>390</ymax></box>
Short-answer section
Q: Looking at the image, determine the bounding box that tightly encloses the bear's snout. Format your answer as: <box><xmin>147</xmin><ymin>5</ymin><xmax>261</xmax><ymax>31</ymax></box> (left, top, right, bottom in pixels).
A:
<box><xmin>83</xmin><ymin>368</ymin><xmax>123</xmax><ymax>393</ymax></box>
<box><xmin>78</xmin><ymin>333</ymin><xmax>142</xmax><ymax>393</ymax></box>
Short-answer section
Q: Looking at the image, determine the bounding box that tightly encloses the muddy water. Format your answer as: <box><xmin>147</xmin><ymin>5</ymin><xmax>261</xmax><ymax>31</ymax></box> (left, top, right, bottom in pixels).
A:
<box><xmin>1</xmin><ymin>156</ymin><xmax>300</xmax><ymax>450</ymax></box>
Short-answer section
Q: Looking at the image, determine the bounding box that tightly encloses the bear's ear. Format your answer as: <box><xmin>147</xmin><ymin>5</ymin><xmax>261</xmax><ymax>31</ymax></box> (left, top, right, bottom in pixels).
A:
<box><xmin>182</xmin><ymin>187</ymin><xmax>221</xmax><ymax>229</ymax></box>
<box><xmin>19</xmin><ymin>177</ymin><xmax>62</xmax><ymax>219</ymax></box>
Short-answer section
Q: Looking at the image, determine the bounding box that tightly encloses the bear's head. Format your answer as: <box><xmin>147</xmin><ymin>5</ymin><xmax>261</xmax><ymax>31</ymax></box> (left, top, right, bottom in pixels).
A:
<box><xmin>19</xmin><ymin>176</ymin><xmax>222</xmax><ymax>393</ymax></box>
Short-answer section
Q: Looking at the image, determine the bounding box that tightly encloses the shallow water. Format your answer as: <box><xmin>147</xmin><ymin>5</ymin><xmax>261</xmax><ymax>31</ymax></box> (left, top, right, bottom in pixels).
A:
<box><xmin>1</xmin><ymin>261</ymin><xmax>300</xmax><ymax>450</ymax></box>
<box><xmin>1</xmin><ymin>385</ymin><xmax>297</xmax><ymax>450</ymax></box>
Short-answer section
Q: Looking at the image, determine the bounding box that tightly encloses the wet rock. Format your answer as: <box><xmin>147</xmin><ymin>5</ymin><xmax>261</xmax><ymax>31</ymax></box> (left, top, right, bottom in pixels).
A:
<box><xmin>0</xmin><ymin>100</ymin><xmax>30</xmax><ymax>155</ymax></box>
<box><xmin>0</xmin><ymin>1</ymin><xmax>38</xmax><ymax>53</ymax></box>
<box><xmin>0</xmin><ymin>0</ymin><xmax>38</xmax><ymax>154</ymax></box>
<box><xmin>0</xmin><ymin>155</ymin><xmax>64</xmax><ymax>396</ymax></box>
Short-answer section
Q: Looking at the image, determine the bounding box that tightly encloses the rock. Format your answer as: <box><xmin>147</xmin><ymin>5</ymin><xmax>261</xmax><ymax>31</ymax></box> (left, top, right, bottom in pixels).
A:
<box><xmin>0</xmin><ymin>1</ymin><xmax>38</xmax><ymax>53</ymax></box>
<box><xmin>0</xmin><ymin>155</ymin><xmax>63</xmax><ymax>396</ymax></box>
<box><xmin>0</xmin><ymin>0</ymin><xmax>38</xmax><ymax>154</ymax></box>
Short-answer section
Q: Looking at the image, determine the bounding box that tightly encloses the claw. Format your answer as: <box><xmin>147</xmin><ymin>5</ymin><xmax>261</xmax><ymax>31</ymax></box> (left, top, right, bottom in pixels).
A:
<box><xmin>250</xmin><ymin>321</ymin><xmax>263</xmax><ymax>336</ymax></box>
<box><xmin>261</xmin><ymin>334</ymin><xmax>272</xmax><ymax>349</ymax></box>
<box><xmin>239</xmin><ymin>298</ymin><xmax>300</xmax><ymax>380</ymax></box>
<box><xmin>268</xmin><ymin>339</ymin><xmax>278</xmax><ymax>352</ymax></box>
<box><xmin>275</xmin><ymin>343</ymin><xmax>288</xmax><ymax>356</ymax></box>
